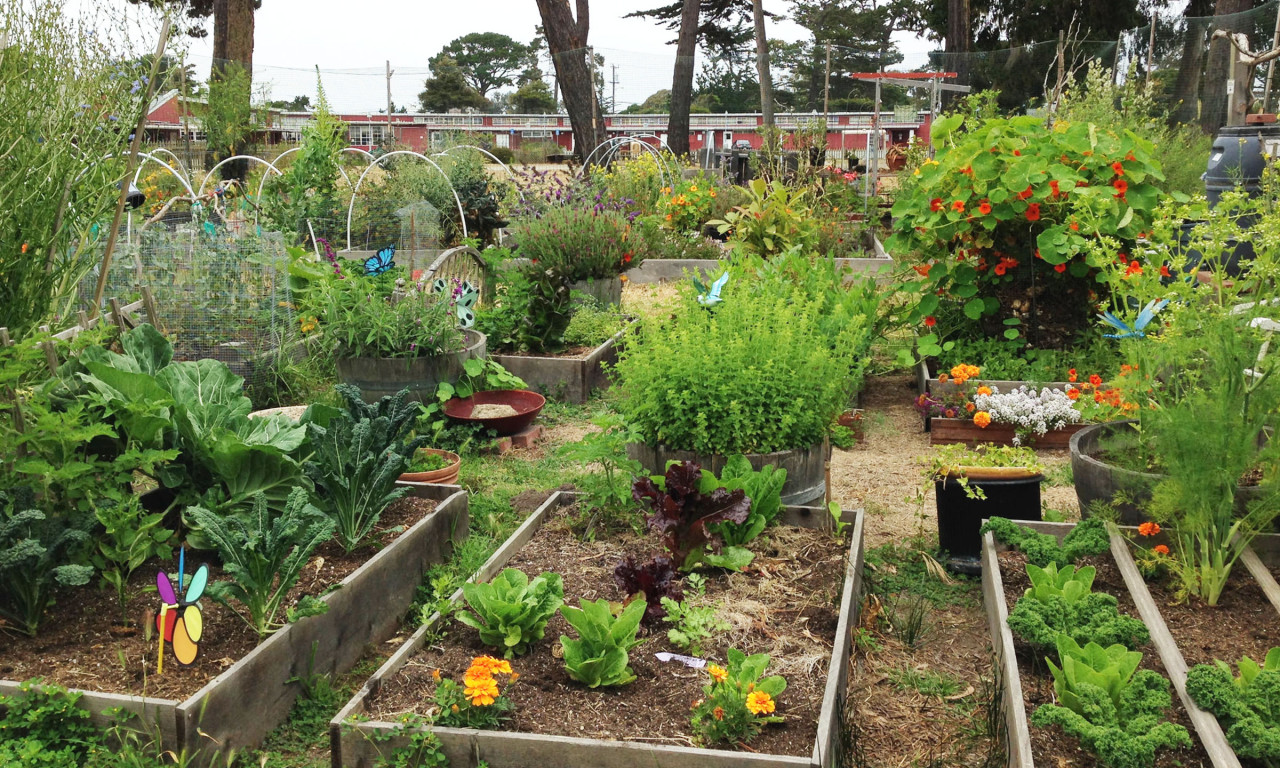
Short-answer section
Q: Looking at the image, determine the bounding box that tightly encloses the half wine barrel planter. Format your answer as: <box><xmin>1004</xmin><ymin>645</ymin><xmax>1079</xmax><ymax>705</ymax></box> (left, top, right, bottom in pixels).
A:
<box><xmin>331</xmin><ymin>490</ymin><xmax>865</xmax><ymax>768</ymax></box>
<box><xmin>0</xmin><ymin>485</ymin><xmax>468</xmax><ymax>767</ymax></box>
<box><xmin>1069</xmin><ymin>421</ymin><xmax>1262</xmax><ymax>525</ymax></box>
<box><xmin>626</xmin><ymin>442</ymin><xmax>829</xmax><ymax>506</ymax></box>
<box><xmin>568</xmin><ymin>276</ymin><xmax>623</xmax><ymax>307</ymax></box>
<box><xmin>335</xmin><ymin>329</ymin><xmax>486</xmax><ymax>403</ymax></box>
<box><xmin>929</xmin><ymin>417</ymin><xmax>1087</xmax><ymax>448</ymax></box>
<box><xmin>981</xmin><ymin>520</ymin><xmax>1274</xmax><ymax>768</ymax></box>
<box><xmin>489</xmin><ymin>329</ymin><xmax>625</xmax><ymax>404</ymax></box>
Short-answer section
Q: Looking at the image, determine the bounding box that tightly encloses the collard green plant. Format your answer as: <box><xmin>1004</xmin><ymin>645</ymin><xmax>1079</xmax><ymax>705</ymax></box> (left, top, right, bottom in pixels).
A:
<box><xmin>613</xmin><ymin>554</ymin><xmax>682</xmax><ymax>625</ymax></box>
<box><xmin>0</xmin><ymin>501</ymin><xmax>94</xmax><ymax>637</ymax></box>
<box><xmin>632</xmin><ymin>461</ymin><xmax>752</xmax><ymax>571</ymax></box>
<box><xmin>981</xmin><ymin>516</ymin><xmax>1111</xmax><ymax>567</ymax></box>
<box><xmin>1007</xmin><ymin>562</ymin><xmax>1149</xmax><ymax>650</ymax></box>
<box><xmin>91</xmin><ymin>495</ymin><xmax>173</xmax><ymax>618</ymax></box>
<box><xmin>457</xmin><ymin>568</ymin><xmax>564</xmax><ymax>658</ymax></box>
<box><xmin>1034</xmin><ymin>635</ymin><xmax>1190</xmax><ymax>768</ymax></box>
<box><xmin>559</xmin><ymin>597</ymin><xmax>646</xmax><ymax>688</ymax></box>
<box><xmin>189</xmin><ymin>488</ymin><xmax>334</xmax><ymax>637</ymax></box>
<box><xmin>1186</xmin><ymin>648</ymin><xmax>1280</xmax><ymax>766</ymax></box>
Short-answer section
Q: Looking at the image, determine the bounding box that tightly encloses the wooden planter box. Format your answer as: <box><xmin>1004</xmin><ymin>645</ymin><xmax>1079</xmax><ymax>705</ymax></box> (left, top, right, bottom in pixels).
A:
<box><xmin>981</xmin><ymin>520</ymin><xmax>1280</xmax><ymax>768</ymax></box>
<box><xmin>489</xmin><ymin>329</ymin><xmax>625</xmax><ymax>405</ymax></box>
<box><xmin>930</xmin><ymin>417</ymin><xmax>1088</xmax><ymax>448</ymax></box>
<box><xmin>626</xmin><ymin>441</ymin><xmax>829</xmax><ymax>506</ymax></box>
<box><xmin>915</xmin><ymin>359</ymin><xmax>1076</xmax><ymax>398</ymax></box>
<box><xmin>0</xmin><ymin>484</ymin><xmax>469</xmax><ymax>766</ymax></box>
<box><xmin>331</xmin><ymin>491</ymin><xmax>865</xmax><ymax>768</ymax></box>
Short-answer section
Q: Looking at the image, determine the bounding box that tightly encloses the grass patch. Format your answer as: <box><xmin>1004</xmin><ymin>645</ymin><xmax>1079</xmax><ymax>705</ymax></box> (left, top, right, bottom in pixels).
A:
<box><xmin>888</xmin><ymin>665</ymin><xmax>966</xmax><ymax>699</ymax></box>
<box><xmin>864</xmin><ymin>537</ymin><xmax>976</xmax><ymax>608</ymax></box>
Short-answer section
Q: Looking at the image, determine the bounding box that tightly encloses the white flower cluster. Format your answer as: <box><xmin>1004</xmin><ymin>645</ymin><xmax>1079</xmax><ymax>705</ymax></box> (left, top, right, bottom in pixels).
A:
<box><xmin>972</xmin><ymin>386</ymin><xmax>1081</xmax><ymax>445</ymax></box>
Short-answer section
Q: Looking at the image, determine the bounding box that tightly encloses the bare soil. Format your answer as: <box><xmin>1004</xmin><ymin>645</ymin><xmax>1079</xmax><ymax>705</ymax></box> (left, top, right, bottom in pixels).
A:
<box><xmin>0</xmin><ymin>497</ymin><xmax>437</xmax><ymax>701</ymax></box>
<box><xmin>366</xmin><ymin>506</ymin><xmax>850</xmax><ymax>756</ymax></box>
<box><xmin>998</xmin><ymin>549</ymin><xmax>1212</xmax><ymax>768</ymax></box>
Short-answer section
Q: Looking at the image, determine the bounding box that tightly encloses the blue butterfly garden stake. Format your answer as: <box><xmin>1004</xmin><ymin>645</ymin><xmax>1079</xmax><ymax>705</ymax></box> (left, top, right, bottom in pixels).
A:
<box><xmin>364</xmin><ymin>245</ymin><xmax>396</xmax><ymax>276</ymax></box>
<box><xmin>1100</xmin><ymin>299</ymin><xmax>1169</xmax><ymax>339</ymax></box>
<box><xmin>433</xmin><ymin>278</ymin><xmax>479</xmax><ymax>328</ymax></box>
<box><xmin>693</xmin><ymin>272</ymin><xmax>729</xmax><ymax>308</ymax></box>
<box><xmin>155</xmin><ymin>547</ymin><xmax>208</xmax><ymax>671</ymax></box>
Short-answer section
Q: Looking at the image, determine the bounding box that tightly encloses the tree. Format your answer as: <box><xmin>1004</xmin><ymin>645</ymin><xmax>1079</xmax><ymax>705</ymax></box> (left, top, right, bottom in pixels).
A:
<box><xmin>626</xmin><ymin>0</ymin><xmax>762</xmax><ymax>55</ymax></box>
<box><xmin>418</xmin><ymin>55</ymin><xmax>490</xmax><ymax>113</ymax></box>
<box><xmin>782</xmin><ymin>0</ymin><xmax>907</xmax><ymax>112</ymax></box>
<box><xmin>694</xmin><ymin>50</ymin><xmax>760</xmax><ymax>112</ymax></box>
<box><xmin>668</xmin><ymin>0</ymin><xmax>700</xmax><ymax>155</ymax></box>
<box><xmin>622</xmin><ymin>89</ymin><xmax>673</xmax><ymax>112</ymax></box>
<box><xmin>752</xmin><ymin>0</ymin><xmax>775</xmax><ymax>127</ymax></box>
<box><xmin>512</xmin><ymin>78</ymin><xmax>558</xmax><ymax>112</ymax></box>
<box><xmin>268</xmin><ymin>94</ymin><xmax>312</xmax><ymax>111</ymax></box>
<box><xmin>1169</xmin><ymin>0</ymin><xmax>1215</xmax><ymax>124</ymax></box>
<box><xmin>432</xmin><ymin>32</ymin><xmax>532</xmax><ymax>99</ymax></box>
<box><xmin>534</xmin><ymin>0</ymin><xmax>607</xmax><ymax>161</ymax></box>
<box><xmin>1200</xmin><ymin>0</ymin><xmax>1255</xmax><ymax>131</ymax></box>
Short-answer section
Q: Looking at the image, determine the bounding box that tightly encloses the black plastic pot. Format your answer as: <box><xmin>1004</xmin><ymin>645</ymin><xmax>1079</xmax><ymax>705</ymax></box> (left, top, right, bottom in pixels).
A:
<box><xmin>1203</xmin><ymin>124</ymin><xmax>1280</xmax><ymax>207</ymax></box>
<box><xmin>936</xmin><ymin>474</ymin><xmax>1043</xmax><ymax>574</ymax></box>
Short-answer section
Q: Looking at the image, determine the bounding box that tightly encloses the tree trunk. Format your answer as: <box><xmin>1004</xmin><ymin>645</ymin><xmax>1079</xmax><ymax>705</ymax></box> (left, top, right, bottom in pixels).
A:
<box><xmin>752</xmin><ymin>0</ymin><xmax>774</xmax><ymax>128</ymax></box>
<box><xmin>536</xmin><ymin>0</ymin><xmax>608</xmax><ymax>164</ymax></box>
<box><xmin>212</xmin><ymin>0</ymin><xmax>255</xmax><ymax>181</ymax></box>
<box><xmin>1170</xmin><ymin>0</ymin><xmax>1214</xmax><ymax>126</ymax></box>
<box><xmin>945</xmin><ymin>0</ymin><xmax>971</xmax><ymax>105</ymax></box>
<box><xmin>668</xmin><ymin>0</ymin><xmax>700</xmax><ymax>157</ymax></box>
<box><xmin>1200</xmin><ymin>0</ymin><xmax>1254</xmax><ymax>132</ymax></box>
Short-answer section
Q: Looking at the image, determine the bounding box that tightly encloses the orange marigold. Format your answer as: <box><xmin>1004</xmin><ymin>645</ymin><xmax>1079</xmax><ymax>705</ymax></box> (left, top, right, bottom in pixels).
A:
<box><xmin>708</xmin><ymin>665</ymin><xmax>729</xmax><ymax>684</ymax></box>
<box><xmin>1153</xmin><ymin>544</ymin><xmax>1170</xmax><ymax>556</ymax></box>
<box><xmin>976</xmin><ymin>386</ymin><xmax>992</xmax><ymax>396</ymax></box>
<box><xmin>1138</xmin><ymin>522</ymin><xmax>1161</xmax><ymax>537</ymax></box>
<box><xmin>973</xmin><ymin>411</ymin><xmax>993</xmax><ymax>428</ymax></box>
<box><xmin>746</xmin><ymin>691</ymin><xmax>776</xmax><ymax>715</ymax></box>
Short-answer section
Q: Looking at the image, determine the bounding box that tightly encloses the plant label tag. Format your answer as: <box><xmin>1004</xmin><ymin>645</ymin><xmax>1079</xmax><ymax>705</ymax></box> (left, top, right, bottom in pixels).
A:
<box><xmin>655</xmin><ymin>652</ymin><xmax>706</xmax><ymax>668</ymax></box>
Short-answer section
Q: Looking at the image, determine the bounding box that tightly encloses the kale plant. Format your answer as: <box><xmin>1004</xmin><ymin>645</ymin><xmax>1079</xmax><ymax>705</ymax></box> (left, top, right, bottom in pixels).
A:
<box><xmin>1186</xmin><ymin>648</ymin><xmax>1280</xmax><ymax>766</ymax></box>
<box><xmin>0</xmin><ymin>500</ymin><xmax>93</xmax><ymax>637</ymax></box>
<box><xmin>1007</xmin><ymin>562</ymin><xmax>1148</xmax><ymax>650</ymax></box>
<box><xmin>981</xmin><ymin>516</ymin><xmax>1111</xmax><ymax>566</ymax></box>
<box><xmin>632</xmin><ymin>461</ymin><xmax>752</xmax><ymax>571</ymax></box>
<box><xmin>560</xmin><ymin>598</ymin><xmax>646</xmax><ymax>688</ymax></box>
<box><xmin>189</xmin><ymin>488</ymin><xmax>334</xmax><ymax>637</ymax></box>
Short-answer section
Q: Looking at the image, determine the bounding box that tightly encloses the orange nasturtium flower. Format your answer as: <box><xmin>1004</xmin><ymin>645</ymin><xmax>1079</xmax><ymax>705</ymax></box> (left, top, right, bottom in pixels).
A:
<box><xmin>1068</xmin><ymin>369</ymin><xmax>1078</xmax><ymax>382</ymax></box>
<box><xmin>952</xmin><ymin>200</ymin><xmax>965</xmax><ymax>212</ymax></box>
<box><xmin>1125</xmin><ymin>260</ymin><xmax>1143</xmax><ymax>278</ymax></box>
<box><xmin>1113</xmin><ymin>179</ymin><xmax>1129</xmax><ymax>195</ymax></box>
<box><xmin>978</xmin><ymin>200</ymin><xmax>993</xmax><ymax>215</ymax></box>
<box><xmin>1112</xmin><ymin>161</ymin><xmax>1125</xmax><ymax>176</ymax></box>
<box><xmin>1138</xmin><ymin>522</ymin><xmax>1161</xmax><ymax>537</ymax></box>
<box><xmin>1025</xmin><ymin>203</ymin><xmax>1041</xmax><ymax>222</ymax></box>
<box><xmin>930</xmin><ymin>197</ymin><xmax>943</xmax><ymax>212</ymax></box>
<box><xmin>1153</xmin><ymin>544</ymin><xmax>1170</xmax><ymax>555</ymax></box>
<box><xmin>1066</xmin><ymin>388</ymin><xmax>1081</xmax><ymax>400</ymax></box>
<box><xmin>924</xmin><ymin>316</ymin><xmax>937</xmax><ymax>327</ymax></box>
<box><xmin>746</xmin><ymin>691</ymin><xmax>776</xmax><ymax>715</ymax></box>
<box><xmin>914</xmin><ymin>263</ymin><xmax>932</xmax><ymax>277</ymax></box>
<box><xmin>1054</xmin><ymin>262</ymin><xmax>1067</xmax><ymax>273</ymax></box>
<box><xmin>973</xmin><ymin>411</ymin><xmax>993</xmax><ymax>428</ymax></box>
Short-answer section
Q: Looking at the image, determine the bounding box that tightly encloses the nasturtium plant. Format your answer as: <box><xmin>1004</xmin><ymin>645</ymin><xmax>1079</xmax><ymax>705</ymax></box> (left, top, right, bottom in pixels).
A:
<box><xmin>889</xmin><ymin>115</ymin><xmax>1172</xmax><ymax>333</ymax></box>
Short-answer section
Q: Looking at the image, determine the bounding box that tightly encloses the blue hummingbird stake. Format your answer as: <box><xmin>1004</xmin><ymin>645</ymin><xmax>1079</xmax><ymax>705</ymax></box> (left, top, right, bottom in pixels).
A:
<box><xmin>693</xmin><ymin>272</ymin><xmax>729</xmax><ymax>308</ymax></box>
<box><xmin>1100</xmin><ymin>299</ymin><xmax>1169</xmax><ymax>339</ymax></box>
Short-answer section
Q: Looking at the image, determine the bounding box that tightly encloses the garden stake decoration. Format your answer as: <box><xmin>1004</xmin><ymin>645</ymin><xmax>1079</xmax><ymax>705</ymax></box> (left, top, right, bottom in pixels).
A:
<box><xmin>364</xmin><ymin>244</ymin><xmax>396</xmax><ymax>276</ymax></box>
<box><xmin>433</xmin><ymin>278</ymin><xmax>480</xmax><ymax>328</ymax></box>
<box><xmin>693</xmin><ymin>272</ymin><xmax>728</xmax><ymax>308</ymax></box>
<box><xmin>155</xmin><ymin>548</ymin><xmax>208</xmax><ymax>670</ymax></box>
<box><xmin>1100</xmin><ymin>299</ymin><xmax>1168</xmax><ymax>339</ymax></box>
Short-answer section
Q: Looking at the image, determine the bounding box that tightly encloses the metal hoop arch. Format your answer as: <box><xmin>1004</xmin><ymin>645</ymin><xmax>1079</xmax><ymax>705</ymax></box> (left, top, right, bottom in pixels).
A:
<box><xmin>437</xmin><ymin>144</ymin><xmax>517</xmax><ymax>184</ymax></box>
<box><xmin>344</xmin><ymin>150</ymin><xmax>467</xmax><ymax>252</ymax></box>
<box><xmin>581</xmin><ymin>136</ymin><xmax>676</xmax><ymax>190</ymax></box>
<box><xmin>198</xmin><ymin>155</ymin><xmax>285</xmax><ymax>197</ymax></box>
<box><xmin>96</xmin><ymin>151</ymin><xmax>198</xmax><ymax>199</ymax></box>
<box><xmin>133</xmin><ymin>147</ymin><xmax>190</xmax><ymax>186</ymax></box>
<box><xmin>253</xmin><ymin>147</ymin><xmax>356</xmax><ymax>208</ymax></box>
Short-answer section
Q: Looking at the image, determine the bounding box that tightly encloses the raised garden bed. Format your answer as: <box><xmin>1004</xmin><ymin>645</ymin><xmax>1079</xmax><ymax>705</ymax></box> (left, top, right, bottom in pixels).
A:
<box><xmin>0</xmin><ymin>484</ymin><xmax>468</xmax><ymax>765</ymax></box>
<box><xmin>981</xmin><ymin>520</ymin><xmax>1267</xmax><ymax>768</ymax></box>
<box><xmin>626</xmin><ymin>442</ymin><xmax>829</xmax><ymax>507</ymax></box>
<box><xmin>331</xmin><ymin>490</ymin><xmax>864</xmax><ymax>768</ymax></box>
<box><xmin>489</xmin><ymin>328</ymin><xmax>626</xmax><ymax>405</ymax></box>
<box><xmin>930</xmin><ymin>417</ymin><xmax>1088</xmax><ymax>448</ymax></box>
<box><xmin>914</xmin><ymin>359</ymin><xmax>1075</xmax><ymax>399</ymax></box>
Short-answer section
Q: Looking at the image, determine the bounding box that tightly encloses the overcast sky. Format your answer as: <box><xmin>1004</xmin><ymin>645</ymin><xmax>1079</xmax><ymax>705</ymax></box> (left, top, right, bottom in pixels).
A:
<box><xmin>107</xmin><ymin>1</ymin><xmax>937</xmax><ymax>112</ymax></box>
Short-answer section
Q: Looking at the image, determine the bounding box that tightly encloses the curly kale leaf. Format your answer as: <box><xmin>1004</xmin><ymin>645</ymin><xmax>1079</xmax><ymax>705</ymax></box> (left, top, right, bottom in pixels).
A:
<box><xmin>1187</xmin><ymin>654</ymin><xmax>1280</xmax><ymax>764</ymax></box>
<box><xmin>981</xmin><ymin>516</ymin><xmax>1111</xmax><ymax>566</ymax></box>
<box><xmin>1033</xmin><ymin>671</ymin><xmax>1191</xmax><ymax>768</ymax></box>
<box><xmin>1009</xmin><ymin>592</ymin><xmax>1149</xmax><ymax>650</ymax></box>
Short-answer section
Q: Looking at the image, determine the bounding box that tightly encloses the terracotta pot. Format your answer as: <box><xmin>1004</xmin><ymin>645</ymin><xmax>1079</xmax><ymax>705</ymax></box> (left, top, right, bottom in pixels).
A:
<box><xmin>398</xmin><ymin>448</ymin><xmax>461</xmax><ymax>484</ymax></box>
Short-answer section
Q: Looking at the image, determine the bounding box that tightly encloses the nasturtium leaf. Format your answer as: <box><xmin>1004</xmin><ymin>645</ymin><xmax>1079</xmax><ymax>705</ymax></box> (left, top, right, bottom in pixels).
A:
<box><xmin>963</xmin><ymin>298</ymin><xmax>985</xmax><ymax>320</ymax></box>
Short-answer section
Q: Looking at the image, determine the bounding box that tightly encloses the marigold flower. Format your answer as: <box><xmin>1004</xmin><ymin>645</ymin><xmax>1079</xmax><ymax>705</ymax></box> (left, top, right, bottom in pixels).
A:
<box><xmin>924</xmin><ymin>315</ymin><xmax>937</xmax><ymax>327</ymax></box>
<box><xmin>1138</xmin><ymin>522</ymin><xmax>1161</xmax><ymax>537</ymax></box>
<box><xmin>930</xmin><ymin>197</ymin><xmax>943</xmax><ymax>212</ymax></box>
<box><xmin>973</xmin><ymin>411</ymin><xmax>992</xmax><ymax>428</ymax></box>
<box><xmin>952</xmin><ymin>200</ymin><xmax>965</xmax><ymax>212</ymax></box>
<box><xmin>977</xmin><ymin>386</ymin><xmax>992</xmax><ymax>396</ymax></box>
<box><xmin>451</xmin><ymin>704</ymin><xmax>460</xmax><ymax>713</ymax></box>
<box><xmin>978</xmin><ymin>200</ymin><xmax>992</xmax><ymax>215</ymax></box>
<box><xmin>713</xmin><ymin>706</ymin><xmax>725</xmax><ymax>721</ymax></box>
<box><xmin>966</xmin><ymin>402</ymin><xmax>976</xmax><ymax>412</ymax></box>
<box><xmin>1153</xmin><ymin>544</ymin><xmax>1170</xmax><ymax>555</ymax></box>
<box><xmin>937</xmin><ymin>373</ymin><xmax>949</xmax><ymax>382</ymax></box>
<box><xmin>1025</xmin><ymin>203</ymin><xmax>1041</xmax><ymax>222</ymax></box>
<box><xmin>945</xmin><ymin>408</ymin><xmax>957</xmax><ymax>418</ymax></box>
<box><xmin>746</xmin><ymin>691</ymin><xmax>776</xmax><ymax>715</ymax></box>
<box><xmin>465</xmin><ymin>677</ymin><xmax>500</xmax><ymax>706</ymax></box>
<box><xmin>708</xmin><ymin>665</ymin><xmax>728</xmax><ymax>684</ymax></box>
<box><xmin>432</xmin><ymin>669</ymin><xmax>442</xmax><ymax>682</ymax></box>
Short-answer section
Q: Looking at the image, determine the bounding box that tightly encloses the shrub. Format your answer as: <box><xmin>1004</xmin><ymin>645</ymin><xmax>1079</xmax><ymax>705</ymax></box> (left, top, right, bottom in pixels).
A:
<box><xmin>508</xmin><ymin>206</ymin><xmax>638</xmax><ymax>281</ymax></box>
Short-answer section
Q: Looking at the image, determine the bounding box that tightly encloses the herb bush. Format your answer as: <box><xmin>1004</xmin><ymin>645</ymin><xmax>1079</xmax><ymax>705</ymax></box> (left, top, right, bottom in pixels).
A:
<box><xmin>562</xmin><ymin>298</ymin><xmax>625</xmax><ymax>348</ymax></box>
<box><xmin>508</xmin><ymin>206</ymin><xmax>638</xmax><ymax>282</ymax></box>
<box><xmin>309</xmin><ymin>266</ymin><xmax>463</xmax><ymax>360</ymax></box>
<box><xmin>613</xmin><ymin>253</ymin><xmax>874</xmax><ymax>455</ymax></box>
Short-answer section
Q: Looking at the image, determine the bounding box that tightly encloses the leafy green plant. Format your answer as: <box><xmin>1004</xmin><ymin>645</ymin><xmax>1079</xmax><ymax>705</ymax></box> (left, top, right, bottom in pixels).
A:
<box><xmin>188</xmin><ymin>488</ymin><xmax>335</xmax><ymax>637</ymax></box>
<box><xmin>0</xmin><ymin>501</ymin><xmax>94</xmax><ymax>637</ymax></box>
<box><xmin>1186</xmin><ymin>648</ymin><xmax>1280</xmax><ymax>766</ymax></box>
<box><xmin>1008</xmin><ymin>563</ymin><xmax>1149</xmax><ymax>650</ymax></box>
<box><xmin>613</xmin><ymin>554</ymin><xmax>683</xmax><ymax>624</ymax></box>
<box><xmin>436</xmin><ymin>357</ymin><xmax>527</xmax><ymax>401</ymax></box>
<box><xmin>262</xmin><ymin>73</ymin><xmax>346</xmax><ymax>243</ymax></box>
<box><xmin>710</xmin><ymin>456</ymin><xmax>786</xmax><ymax>549</ymax></box>
<box><xmin>1034</xmin><ymin>636</ymin><xmax>1190</xmax><ymax>768</ymax></box>
<box><xmin>558</xmin><ymin>414</ymin><xmax>644</xmax><ymax>536</ymax></box>
<box><xmin>981</xmin><ymin>516</ymin><xmax>1111</xmax><ymax>567</ymax></box>
<box><xmin>310</xmin><ymin>269</ymin><xmax>464</xmax><ymax>361</ymax></box>
<box><xmin>0</xmin><ymin>680</ymin><xmax>101</xmax><ymax>767</ymax></box>
<box><xmin>457</xmin><ymin>568</ymin><xmax>564</xmax><ymax>658</ymax></box>
<box><xmin>304</xmin><ymin>388</ymin><xmax>426</xmax><ymax>552</ymax></box>
<box><xmin>559</xmin><ymin>598</ymin><xmax>646</xmax><ymax>688</ymax></box>
<box><xmin>689</xmin><ymin>648</ymin><xmax>787</xmax><ymax>746</ymax></box>
<box><xmin>708</xmin><ymin>178</ymin><xmax>819</xmax><ymax>258</ymax></box>
<box><xmin>91</xmin><ymin>495</ymin><xmax>173</xmax><ymax>618</ymax></box>
<box><xmin>661</xmin><ymin>592</ymin><xmax>729</xmax><ymax>656</ymax></box>
<box><xmin>563</xmin><ymin>298</ymin><xmax>625</xmax><ymax>348</ymax></box>
<box><xmin>358</xmin><ymin>713</ymin><xmax>448</xmax><ymax>768</ymax></box>
<box><xmin>632</xmin><ymin>461</ymin><xmax>752</xmax><ymax>571</ymax></box>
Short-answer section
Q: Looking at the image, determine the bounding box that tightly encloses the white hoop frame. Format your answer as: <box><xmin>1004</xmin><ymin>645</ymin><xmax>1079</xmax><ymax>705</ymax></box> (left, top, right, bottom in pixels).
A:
<box><xmin>344</xmin><ymin>150</ymin><xmax>467</xmax><ymax>251</ymax></box>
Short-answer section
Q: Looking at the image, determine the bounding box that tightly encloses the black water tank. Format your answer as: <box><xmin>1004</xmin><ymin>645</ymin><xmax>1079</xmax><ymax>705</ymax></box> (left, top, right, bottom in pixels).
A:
<box><xmin>1203</xmin><ymin>123</ymin><xmax>1280</xmax><ymax>207</ymax></box>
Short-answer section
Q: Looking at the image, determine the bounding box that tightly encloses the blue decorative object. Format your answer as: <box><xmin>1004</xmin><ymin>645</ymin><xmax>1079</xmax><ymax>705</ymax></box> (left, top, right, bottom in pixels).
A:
<box><xmin>1101</xmin><ymin>299</ymin><xmax>1169</xmax><ymax>339</ymax></box>
<box><xmin>693</xmin><ymin>272</ymin><xmax>729</xmax><ymax>308</ymax></box>
<box><xmin>364</xmin><ymin>245</ymin><xmax>396</xmax><ymax>276</ymax></box>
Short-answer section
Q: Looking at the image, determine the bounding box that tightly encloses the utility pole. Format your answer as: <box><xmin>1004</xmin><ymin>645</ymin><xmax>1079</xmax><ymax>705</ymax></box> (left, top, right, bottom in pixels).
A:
<box><xmin>386</xmin><ymin>60</ymin><xmax>394</xmax><ymax>143</ymax></box>
<box><xmin>611</xmin><ymin>64</ymin><xmax>618</xmax><ymax>113</ymax></box>
<box><xmin>1264</xmin><ymin>2</ymin><xmax>1280</xmax><ymax>112</ymax></box>
<box><xmin>823</xmin><ymin>42</ymin><xmax>832</xmax><ymax>119</ymax></box>
<box><xmin>588</xmin><ymin>46</ymin><xmax>600</xmax><ymax>138</ymax></box>
<box><xmin>1146</xmin><ymin>13</ymin><xmax>1157</xmax><ymax>87</ymax></box>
